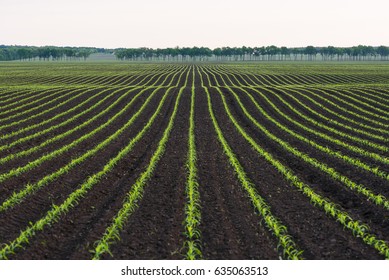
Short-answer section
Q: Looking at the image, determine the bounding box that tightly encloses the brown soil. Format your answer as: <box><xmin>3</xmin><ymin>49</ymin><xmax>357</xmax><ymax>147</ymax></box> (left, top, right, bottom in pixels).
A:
<box><xmin>0</xmin><ymin>65</ymin><xmax>388</xmax><ymax>260</ymax></box>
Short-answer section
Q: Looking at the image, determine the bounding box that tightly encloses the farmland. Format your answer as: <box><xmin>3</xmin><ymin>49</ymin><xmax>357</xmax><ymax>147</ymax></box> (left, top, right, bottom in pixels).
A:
<box><xmin>0</xmin><ymin>62</ymin><xmax>388</xmax><ymax>260</ymax></box>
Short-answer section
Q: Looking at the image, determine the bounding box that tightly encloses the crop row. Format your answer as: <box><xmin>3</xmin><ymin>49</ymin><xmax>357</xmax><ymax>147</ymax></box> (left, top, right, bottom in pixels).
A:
<box><xmin>0</xmin><ymin>63</ymin><xmax>387</xmax><ymax>260</ymax></box>
<box><xmin>0</xmin><ymin>66</ymin><xmax>189</xmax><ymax>259</ymax></box>
<box><xmin>197</xmin><ymin>67</ymin><xmax>389</xmax><ymax>258</ymax></box>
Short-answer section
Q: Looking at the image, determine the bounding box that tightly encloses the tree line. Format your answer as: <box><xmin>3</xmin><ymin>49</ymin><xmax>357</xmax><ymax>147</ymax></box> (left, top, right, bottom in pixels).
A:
<box><xmin>1</xmin><ymin>45</ymin><xmax>389</xmax><ymax>62</ymax></box>
<box><xmin>115</xmin><ymin>45</ymin><xmax>389</xmax><ymax>61</ymax></box>
<box><xmin>0</xmin><ymin>46</ymin><xmax>100</xmax><ymax>61</ymax></box>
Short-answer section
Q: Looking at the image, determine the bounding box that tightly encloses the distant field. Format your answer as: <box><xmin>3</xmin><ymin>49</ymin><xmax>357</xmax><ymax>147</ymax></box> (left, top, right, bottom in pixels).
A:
<box><xmin>0</xmin><ymin>62</ymin><xmax>388</xmax><ymax>260</ymax></box>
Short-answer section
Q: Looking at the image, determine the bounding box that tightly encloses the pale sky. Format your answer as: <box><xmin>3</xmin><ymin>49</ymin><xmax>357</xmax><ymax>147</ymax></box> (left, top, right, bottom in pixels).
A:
<box><xmin>1</xmin><ymin>0</ymin><xmax>388</xmax><ymax>48</ymax></box>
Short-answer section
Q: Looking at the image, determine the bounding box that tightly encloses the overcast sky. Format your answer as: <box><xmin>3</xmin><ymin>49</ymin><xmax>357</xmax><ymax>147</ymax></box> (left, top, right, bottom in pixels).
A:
<box><xmin>1</xmin><ymin>0</ymin><xmax>388</xmax><ymax>48</ymax></box>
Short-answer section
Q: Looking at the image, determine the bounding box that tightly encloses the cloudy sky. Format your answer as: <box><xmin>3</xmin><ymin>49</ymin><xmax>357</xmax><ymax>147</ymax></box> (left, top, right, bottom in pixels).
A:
<box><xmin>1</xmin><ymin>0</ymin><xmax>388</xmax><ymax>48</ymax></box>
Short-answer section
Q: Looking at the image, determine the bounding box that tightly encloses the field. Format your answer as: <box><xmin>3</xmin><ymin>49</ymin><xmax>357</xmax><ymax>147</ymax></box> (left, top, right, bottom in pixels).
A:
<box><xmin>0</xmin><ymin>61</ymin><xmax>388</xmax><ymax>260</ymax></box>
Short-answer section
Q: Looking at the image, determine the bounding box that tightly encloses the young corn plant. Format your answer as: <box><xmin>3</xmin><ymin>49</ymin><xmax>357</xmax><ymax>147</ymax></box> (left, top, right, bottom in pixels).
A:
<box><xmin>0</xmin><ymin>87</ymin><xmax>111</xmax><ymax>142</ymax></box>
<box><xmin>282</xmin><ymin>87</ymin><xmax>389</xmax><ymax>138</ymax></box>
<box><xmin>198</xmin><ymin>67</ymin><xmax>303</xmax><ymax>260</ymax></box>
<box><xmin>0</xmin><ymin>84</ymin><xmax>170</xmax><ymax>212</ymax></box>
<box><xmin>260</xmin><ymin>86</ymin><xmax>388</xmax><ymax>151</ymax></box>
<box><xmin>209</xmin><ymin>67</ymin><xmax>388</xmax><ymax>153</ymax></box>
<box><xmin>0</xmin><ymin>86</ymin><xmax>133</xmax><ymax>162</ymax></box>
<box><xmin>0</xmin><ymin>87</ymin><xmax>84</xmax><ymax>129</ymax></box>
<box><xmin>237</xmin><ymin>86</ymin><xmax>389</xmax><ymax>179</ymax></box>
<box><xmin>203</xmin><ymin>73</ymin><xmax>389</xmax><ymax>259</ymax></box>
<box><xmin>92</xmin><ymin>68</ymin><xmax>190</xmax><ymax>260</ymax></box>
<box><xmin>0</xmin><ymin>68</ymin><xmax>180</xmax><ymax>163</ymax></box>
<box><xmin>184</xmin><ymin>67</ymin><xmax>202</xmax><ymax>260</ymax></box>
<box><xmin>299</xmin><ymin>87</ymin><xmax>389</xmax><ymax>132</ymax></box>
<box><xmin>0</xmin><ymin>71</ymin><xmax>187</xmax><ymax>260</ymax></box>
<box><xmin>218</xmin><ymin>85</ymin><xmax>389</xmax><ymax>211</ymax></box>
<box><xmin>0</xmin><ymin>67</ymin><xmax>184</xmax><ymax>185</ymax></box>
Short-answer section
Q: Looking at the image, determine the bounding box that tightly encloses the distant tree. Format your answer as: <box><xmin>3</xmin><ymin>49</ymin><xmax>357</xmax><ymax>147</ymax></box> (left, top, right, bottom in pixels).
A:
<box><xmin>50</xmin><ymin>47</ymin><xmax>63</xmax><ymax>60</ymax></box>
<box><xmin>319</xmin><ymin>46</ymin><xmax>328</xmax><ymax>60</ymax></box>
<box><xmin>213</xmin><ymin>47</ymin><xmax>222</xmax><ymax>60</ymax></box>
<box><xmin>180</xmin><ymin>47</ymin><xmax>191</xmax><ymax>61</ymax></box>
<box><xmin>0</xmin><ymin>47</ymin><xmax>16</xmax><ymax>60</ymax></box>
<box><xmin>252</xmin><ymin>47</ymin><xmax>264</xmax><ymax>60</ymax></box>
<box><xmin>305</xmin><ymin>46</ymin><xmax>317</xmax><ymax>60</ymax></box>
<box><xmin>334</xmin><ymin>47</ymin><xmax>344</xmax><ymax>61</ymax></box>
<box><xmin>377</xmin><ymin>46</ymin><xmax>389</xmax><ymax>60</ymax></box>
<box><xmin>241</xmin><ymin>46</ymin><xmax>249</xmax><ymax>60</ymax></box>
<box><xmin>289</xmin><ymin>48</ymin><xmax>301</xmax><ymax>60</ymax></box>
<box><xmin>244</xmin><ymin>46</ymin><xmax>254</xmax><ymax>60</ymax></box>
<box><xmin>344</xmin><ymin>47</ymin><xmax>353</xmax><ymax>60</ymax></box>
<box><xmin>155</xmin><ymin>48</ymin><xmax>163</xmax><ymax>60</ymax></box>
<box><xmin>198</xmin><ymin>47</ymin><xmax>212</xmax><ymax>60</ymax></box>
<box><xmin>189</xmin><ymin>47</ymin><xmax>199</xmax><ymax>60</ymax></box>
<box><xmin>114</xmin><ymin>49</ymin><xmax>125</xmax><ymax>60</ymax></box>
<box><xmin>64</xmin><ymin>48</ymin><xmax>76</xmax><ymax>60</ymax></box>
<box><xmin>38</xmin><ymin>47</ymin><xmax>51</xmax><ymax>60</ymax></box>
<box><xmin>280</xmin><ymin>47</ymin><xmax>290</xmax><ymax>60</ymax></box>
<box><xmin>16</xmin><ymin>48</ymin><xmax>29</xmax><ymax>60</ymax></box>
<box><xmin>364</xmin><ymin>45</ymin><xmax>376</xmax><ymax>60</ymax></box>
<box><xmin>171</xmin><ymin>47</ymin><xmax>180</xmax><ymax>60</ymax></box>
<box><xmin>350</xmin><ymin>46</ymin><xmax>363</xmax><ymax>60</ymax></box>
<box><xmin>77</xmin><ymin>49</ymin><xmax>92</xmax><ymax>61</ymax></box>
<box><xmin>265</xmin><ymin>45</ymin><xmax>279</xmax><ymax>60</ymax></box>
<box><xmin>320</xmin><ymin>46</ymin><xmax>337</xmax><ymax>60</ymax></box>
<box><xmin>327</xmin><ymin>46</ymin><xmax>337</xmax><ymax>60</ymax></box>
<box><xmin>1</xmin><ymin>44</ymin><xmax>388</xmax><ymax>62</ymax></box>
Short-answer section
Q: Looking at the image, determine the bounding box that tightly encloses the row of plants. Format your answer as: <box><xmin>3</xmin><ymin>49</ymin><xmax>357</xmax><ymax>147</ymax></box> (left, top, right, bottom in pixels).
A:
<box><xmin>0</xmin><ymin>89</ymin><xmax>91</xmax><ymax>130</ymax></box>
<box><xmin>215</xmin><ymin>82</ymin><xmax>389</xmax><ymax>211</ymax></box>
<box><xmin>0</xmin><ymin>87</ymin><xmax>104</xmax><ymax>141</ymax></box>
<box><xmin>243</xmin><ymin>64</ymin><xmax>387</xmax><ymax>84</ymax></box>
<box><xmin>204</xmin><ymin>67</ymin><xmax>389</xmax><ymax>203</ymax></box>
<box><xmin>198</xmin><ymin>68</ymin><xmax>389</xmax><ymax>259</ymax></box>
<box><xmin>261</xmin><ymin>86</ymin><xmax>388</xmax><ymax>149</ymax></box>
<box><xmin>92</xmin><ymin>68</ymin><xmax>191</xmax><ymax>259</ymax></box>
<box><xmin>299</xmin><ymin>87</ymin><xmax>388</xmax><ymax>130</ymax></box>
<box><xmin>0</xmin><ymin>70</ymin><xmax>188</xmax><ymax>259</ymax></box>
<box><xmin>348</xmin><ymin>86</ymin><xmax>389</xmax><ymax>103</ymax></box>
<box><xmin>0</xmin><ymin>87</ymin><xmax>48</xmax><ymax>106</ymax></box>
<box><xmin>275</xmin><ymin>85</ymin><xmax>389</xmax><ymax>137</ymax></box>
<box><xmin>221</xmin><ymin>68</ymin><xmax>389</xmax><ymax>145</ymax></box>
<box><xmin>0</xmin><ymin>86</ymin><xmax>152</xmax><ymax>211</ymax></box>
<box><xmin>209</xmin><ymin>67</ymin><xmax>389</xmax><ymax>161</ymax></box>
<box><xmin>198</xmin><ymin>67</ymin><xmax>304</xmax><ymax>260</ymax></box>
<box><xmin>0</xmin><ymin>67</ymin><xmax>180</xmax><ymax>157</ymax></box>
<box><xmin>172</xmin><ymin>65</ymin><xmax>389</xmax><ymax>149</ymax></box>
<box><xmin>279</xmin><ymin>86</ymin><xmax>388</xmax><ymax>139</ymax></box>
<box><xmin>341</xmin><ymin>88</ymin><xmax>389</xmax><ymax>111</ymax></box>
<box><xmin>0</xmin><ymin>70</ymin><xmax>185</xmax><ymax>210</ymax></box>
<box><xmin>314</xmin><ymin>87</ymin><xmax>389</xmax><ymax>123</ymax></box>
<box><xmin>213</xmin><ymin>65</ymin><xmax>379</xmax><ymax>87</ymax></box>
<box><xmin>0</xmin><ymin>87</ymin><xmax>64</xmax><ymax>112</ymax></box>
<box><xmin>0</xmin><ymin>87</ymin><xmax>76</xmax><ymax>123</ymax></box>
<box><xmin>183</xmin><ymin>68</ymin><xmax>202</xmax><ymax>260</ymax></box>
<box><xmin>236</xmin><ymin>86</ymin><xmax>389</xmax><ymax>180</ymax></box>
<box><xmin>218</xmin><ymin>64</ymin><xmax>385</xmax><ymax>87</ymax></box>
<box><xmin>0</xmin><ymin>87</ymin><xmax>135</xmax><ymax>164</ymax></box>
<box><xmin>0</xmin><ymin>86</ymin><xmax>156</xmax><ymax>184</ymax></box>
<box><xmin>0</xmin><ymin>67</ymin><xmax>178</xmax><ymax>155</ymax></box>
